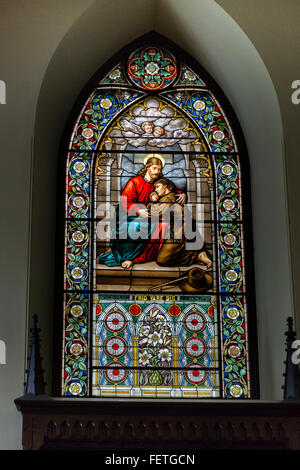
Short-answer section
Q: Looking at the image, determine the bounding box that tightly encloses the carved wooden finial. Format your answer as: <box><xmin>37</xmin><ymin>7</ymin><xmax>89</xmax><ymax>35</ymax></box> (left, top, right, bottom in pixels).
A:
<box><xmin>283</xmin><ymin>316</ymin><xmax>300</xmax><ymax>399</ymax></box>
<box><xmin>25</xmin><ymin>315</ymin><xmax>46</xmax><ymax>395</ymax></box>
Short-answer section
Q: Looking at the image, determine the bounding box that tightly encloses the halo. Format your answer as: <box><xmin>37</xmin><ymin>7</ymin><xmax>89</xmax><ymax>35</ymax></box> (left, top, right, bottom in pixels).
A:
<box><xmin>143</xmin><ymin>153</ymin><xmax>165</xmax><ymax>168</ymax></box>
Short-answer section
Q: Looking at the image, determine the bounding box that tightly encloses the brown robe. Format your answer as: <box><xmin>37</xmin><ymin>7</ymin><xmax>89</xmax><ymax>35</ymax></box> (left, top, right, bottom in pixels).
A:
<box><xmin>147</xmin><ymin>192</ymin><xmax>199</xmax><ymax>267</ymax></box>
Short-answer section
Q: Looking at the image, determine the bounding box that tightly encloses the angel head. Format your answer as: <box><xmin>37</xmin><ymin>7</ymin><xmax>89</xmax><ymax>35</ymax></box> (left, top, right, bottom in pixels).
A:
<box><xmin>141</xmin><ymin>121</ymin><xmax>154</xmax><ymax>136</ymax></box>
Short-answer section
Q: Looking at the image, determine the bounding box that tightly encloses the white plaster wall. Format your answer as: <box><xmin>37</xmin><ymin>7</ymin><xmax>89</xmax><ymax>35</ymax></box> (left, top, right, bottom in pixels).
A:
<box><xmin>0</xmin><ymin>0</ymin><xmax>96</xmax><ymax>450</ymax></box>
<box><xmin>0</xmin><ymin>0</ymin><xmax>295</xmax><ymax>449</ymax></box>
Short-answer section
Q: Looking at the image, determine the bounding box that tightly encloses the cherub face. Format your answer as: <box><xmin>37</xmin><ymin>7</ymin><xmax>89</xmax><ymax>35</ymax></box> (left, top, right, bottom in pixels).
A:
<box><xmin>153</xmin><ymin>126</ymin><xmax>164</xmax><ymax>138</ymax></box>
<box><xmin>142</xmin><ymin>122</ymin><xmax>154</xmax><ymax>135</ymax></box>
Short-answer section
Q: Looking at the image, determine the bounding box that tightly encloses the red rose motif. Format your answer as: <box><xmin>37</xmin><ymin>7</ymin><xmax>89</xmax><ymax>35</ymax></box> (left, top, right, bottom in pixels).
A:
<box><xmin>96</xmin><ymin>305</ymin><xmax>102</xmax><ymax>316</ymax></box>
<box><xmin>129</xmin><ymin>304</ymin><xmax>141</xmax><ymax>316</ymax></box>
<box><xmin>208</xmin><ymin>305</ymin><xmax>215</xmax><ymax>317</ymax></box>
<box><xmin>168</xmin><ymin>304</ymin><xmax>181</xmax><ymax>316</ymax></box>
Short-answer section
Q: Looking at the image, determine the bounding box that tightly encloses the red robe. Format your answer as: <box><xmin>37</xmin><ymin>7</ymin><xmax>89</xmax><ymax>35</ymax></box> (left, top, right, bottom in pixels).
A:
<box><xmin>120</xmin><ymin>176</ymin><xmax>167</xmax><ymax>264</ymax></box>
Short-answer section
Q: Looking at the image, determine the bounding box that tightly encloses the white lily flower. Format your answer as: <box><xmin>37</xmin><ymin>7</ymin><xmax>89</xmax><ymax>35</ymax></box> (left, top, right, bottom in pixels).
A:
<box><xmin>139</xmin><ymin>351</ymin><xmax>153</xmax><ymax>366</ymax></box>
<box><xmin>140</xmin><ymin>325</ymin><xmax>150</xmax><ymax>336</ymax></box>
<box><xmin>148</xmin><ymin>331</ymin><xmax>163</xmax><ymax>346</ymax></box>
<box><xmin>158</xmin><ymin>348</ymin><xmax>172</xmax><ymax>362</ymax></box>
<box><xmin>155</xmin><ymin>314</ymin><xmax>167</xmax><ymax>327</ymax></box>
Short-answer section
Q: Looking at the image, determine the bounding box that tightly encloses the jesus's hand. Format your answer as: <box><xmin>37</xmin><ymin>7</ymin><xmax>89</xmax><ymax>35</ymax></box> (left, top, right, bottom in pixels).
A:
<box><xmin>175</xmin><ymin>193</ymin><xmax>187</xmax><ymax>205</ymax></box>
<box><xmin>136</xmin><ymin>208</ymin><xmax>150</xmax><ymax>218</ymax></box>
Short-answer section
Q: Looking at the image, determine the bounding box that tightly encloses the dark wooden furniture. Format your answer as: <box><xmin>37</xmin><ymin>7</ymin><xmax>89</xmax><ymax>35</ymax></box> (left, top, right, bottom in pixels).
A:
<box><xmin>15</xmin><ymin>396</ymin><xmax>300</xmax><ymax>450</ymax></box>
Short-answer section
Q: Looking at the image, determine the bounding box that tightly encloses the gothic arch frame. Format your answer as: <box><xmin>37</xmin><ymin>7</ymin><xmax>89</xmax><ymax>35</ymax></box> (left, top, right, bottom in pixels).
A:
<box><xmin>54</xmin><ymin>31</ymin><xmax>259</xmax><ymax>399</ymax></box>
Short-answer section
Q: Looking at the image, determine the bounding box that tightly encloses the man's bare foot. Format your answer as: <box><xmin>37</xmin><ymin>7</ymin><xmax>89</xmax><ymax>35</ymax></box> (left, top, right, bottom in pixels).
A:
<box><xmin>197</xmin><ymin>251</ymin><xmax>212</xmax><ymax>269</ymax></box>
<box><xmin>122</xmin><ymin>260</ymin><xmax>133</xmax><ymax>269</ymax></box>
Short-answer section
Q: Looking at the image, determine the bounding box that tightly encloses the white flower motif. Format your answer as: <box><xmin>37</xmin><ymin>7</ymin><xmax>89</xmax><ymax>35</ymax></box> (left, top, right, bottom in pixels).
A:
<box><xmin>223</xmin><ymin>198</ymin><xmax>235</xmax><ymax>211</ymax></box>
<box><xmin>184</xmin><ymin>70</ymin><xmax>196</xmax><ymax>81</ymax></box>
<box><xmin>193</xmin><ymin>100</ymin><xmax>206</xmax><ymax>111</ymax></box>
<box><xmin>221</xmin><ymin>163</ymin><xmax>233</xmax><ymax>176</ymax></box>
<box><xmin>213</xmin><ymin>129</ymin><xmax>225</xmax><ymax>141</ymax></box>
<box><xmin>145</xmin><ymin>62</ymin><xmax>160</xmax><ymax>76</ymax></box>
<box><xmin>70</xmin><ymin>343</ymin><xmax>83</xmax><ymax>356</ymax></box>
<box><xmin>155</xmin><ymin>314</ymin><xmax>167</xmax><ymax>327</ymax></box>
<box><xmin>224</xmin><ymin>233</ymin><xmax>236</xmax><ymax>246</ymax></box>
<box><xmin>71</xmin><ymin>267</ymin><xmax>83</xmax><ymax>280</ymax></box>
<box><xmin>109</xmin><ymin>68</ymin><xmax>121</xmax><ymax>80</ymax></box>
<box><xmin>72</xmin><ymin>231</ymin><xmax>85</xmax><ymax>243</ymax></box>
<box><xmin>158</xmin><ymin>348</ymin><xmax>172</xmax><ymax>362</ymax></box>
<box><xmin>140</xmin><ymin>337</ymin><xmax>149</xmax><ymax>346</ymax></box>
<box><xmin>100</xmin><ymin>98</ymin><xmax>112</xmax><ymax>109</ymax></box>
<box><xmin>139</xmin><ymin>350</ymin><xmax>153</xmax><ymax>366</ymax></box>
<box><xmin>228</xmin><ymin>345</ymin><xmax>241</xmax><ymax>358</ymax></box>
<box><xmin>73</xmin><ymin>161</ymin><xmax>86</xmax><ymax>173</ymax></box>
<box><xmin>140</xmin><ymin>325</ymin><xmax>150</xmax><ymax>336</ymax></box>
<box><xmin>70</xmin><ymin>304</ymin><xmax>83</xmax><ymax>317</ymax></box>
<box><xmin>72</xmin><ymin>196</ymin><xmax>85</xmax><ymax>208</ymax></box>
<box><xmin>227</xmin><ymin>307</ymin><xmax>239</xmax><ymax>320</ymax></box>
<box><xmin>148</xmin><ymin>331</ymin><xmax>163</xmax><ymax>346</ymax></box>
<box><xmin>230</xmin><ymin>384</ymin><xmax>243</xmax><ymax>397</ymax></box>
<box><xmin>69</xmin><ymin>382</ymin><xmax>82</xmax><ymax>396</ymax></box>
<box><xmin>225</xmin><ymin>269</ymin><xmax>238</xmax><ymax>282</ymax></box>
<box><xmin>82</xmin><ymin>128</ymin><xmax>94</xmax><ymax>139</ymax></box>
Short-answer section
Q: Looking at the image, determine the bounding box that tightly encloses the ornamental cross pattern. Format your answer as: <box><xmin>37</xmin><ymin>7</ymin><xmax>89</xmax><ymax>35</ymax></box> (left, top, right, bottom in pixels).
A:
<box><xmin>127</xmin><ymin>47</ymin><xmax>178</xmax><ymax>90</ymax></box>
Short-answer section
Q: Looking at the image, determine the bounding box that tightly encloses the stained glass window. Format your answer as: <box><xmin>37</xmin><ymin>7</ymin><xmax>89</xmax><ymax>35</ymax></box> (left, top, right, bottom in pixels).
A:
<box><xmin>60</xmin><ymin>39</ymin><xmax>257</xmax><ymax>400</ymax></box>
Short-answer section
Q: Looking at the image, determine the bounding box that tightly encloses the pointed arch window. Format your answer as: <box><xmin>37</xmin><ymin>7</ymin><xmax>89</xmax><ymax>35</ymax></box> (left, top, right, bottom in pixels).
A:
<box><xmin>58</xmin><ymin>34</ymin><xmax>258</xmax><ymax>400</ymax></box>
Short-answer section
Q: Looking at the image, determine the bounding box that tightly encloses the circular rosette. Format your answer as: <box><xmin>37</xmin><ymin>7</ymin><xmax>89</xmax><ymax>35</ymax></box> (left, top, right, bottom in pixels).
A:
<box><xmin>185</xmin><ymin>94</ymin><xmax>214</xmax><ymax>118</ymax></box>
<box><xmin>185</xmin><ymin>364</ymin><xmax>207</xmax><ymax>385</ymax></box>
<box><xmin>184</xmin><ymin>337</ymin><xmax>206</xmax><ymax>358</ymax></box>
<box><xmin>69</xmin><ymin>158</ymin><xmax>90</xmax><ymax>177</ymax></box>
<box><xmin>224</xmin><ymin>304</ymin><xmax>242</xmax><ymax>321</ymax></box>
<box><xmin>104</xmin><ymin>311</ymin><xmax>126</xmax><ymax>333</ymax></box>
<box><xmin>218</xmin><ymin>195</ymin><xmax>239</xmax><ymax>219</ymax></box>
<box><xmin>127</xmin><ymin>46</ymin><xmax>177</xmax><ymax>90</ymax></box>
<box><xmin>76</xmin><ymin>123</ymin><xmax>98</xmax><ymax>144</ymax></box>
<box><xmin>208</xmin><ymin>125</ymin><xmax>233</xmax><ymax>151</ymax></box>
<box><xmin>68</xmin><ymin>265</ymin><xmax>88</xmax><ymax>283</ymax></box>
<box><xmin>184</xmin><ymin>312</ymin><xmax>205</xmax><ymax>333</ymax></box>
<box><xmin>218</xmin><ymin>162</ymin><xmax>237</xmax><ymax>179</ymax></box>
<box><xmin>90</xmin><ymin>92</ymin><xmax>122</xmax><ymax>118</ymax></box>
<box><xmin>105</xmin><ymin>362</ymin><xmax>127</xmax><ymax>383</ymax></box>
<box><xmin>226</xmin><ymin>382</ymin><xmax>247</xmax><ymax>398</ymax></box>
<box><xmin>67</xmin><ymin>340</ymin><xmax>85</xmax><ymax>357</ymax></box>
<box><xmin>129</xmin><ymin>304</ymin><xmax>142</xmax><ymax>317</ymax></box>
<box><xmin>104</xmin><ymin>336</ymin><xmax>127</xmax><ymax>358</ymax></box>
<box><xmin>68</xmin><ymin>193</ymin><xmax>89</xmax><ymax>217</ymax></box>
<box><xmin>221</xmin><ymin>267</ymin><xmax>242</xmax><ymax>289</ymax></box>
<box><xmin>220</xmin><ymin>227</ymin><xmax>240</xmax><ymax>250</ymax></box>
<box><xmin>67</xmin><ymin>380</ymin><xmax>86</xmax><ymax>396</ymax></box>
<box><xmin>68</xmin><ymin>302</ymin><xmax>86</xmax><ymax>318</ymax></box>
<box><xmin>168</xmin><ymin>304</ymin><xmax>181</xmax><ymax>317</ymax></box>
<box><xmin>67</xmin><ymin>223</ymin><xmax>88</xmax><ymax>248</ymax></box>
<box><xmin>225</xmin><ymin>341</ymin><xmax>245</xmax><ymax>359</ymax></box>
